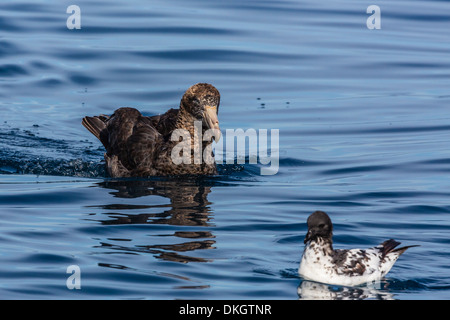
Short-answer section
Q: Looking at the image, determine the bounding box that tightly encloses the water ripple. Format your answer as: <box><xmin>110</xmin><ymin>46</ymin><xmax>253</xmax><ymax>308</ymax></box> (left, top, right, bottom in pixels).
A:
<box><xmin>1</xmin><ymin>0</ymin><xmax>450</xmax><ymax>300</ymax></box>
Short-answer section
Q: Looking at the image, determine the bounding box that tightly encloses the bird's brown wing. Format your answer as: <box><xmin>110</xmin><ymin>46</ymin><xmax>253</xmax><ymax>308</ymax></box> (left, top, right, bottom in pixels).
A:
<box><xmin>126</xmin><ymin>117</ymin><xmax>161</xmax><ymax>171</ymax></box>
<box><xmin>146</xmin><ymin>108</ymin><xmax>179</xmax><ymax>138</ymax></box>
<box><xmin>102</xmin><ymin>108</ymin><xmax>141</xmax><ymax>167</ymax></box>
<box><xmin>83</xmin><ymin>107</ymin><xmax>162</xmax><ymax>175</ymax></box>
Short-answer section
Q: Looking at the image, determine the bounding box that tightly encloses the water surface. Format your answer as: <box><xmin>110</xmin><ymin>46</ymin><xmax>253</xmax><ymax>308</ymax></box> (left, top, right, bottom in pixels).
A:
<box><xmin>1</xmin><ymin>0</ymin><xmax>450</xmax><ymax>299</ymax></box>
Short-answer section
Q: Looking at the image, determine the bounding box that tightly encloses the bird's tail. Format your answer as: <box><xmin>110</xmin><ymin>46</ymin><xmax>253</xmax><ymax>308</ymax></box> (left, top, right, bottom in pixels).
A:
<box><xmin>380</xmin><ymin>239</ymin><xmax>420</xmax><ymax>257</ymax></box>
<box><xmin>82</xmin><ymin>116</ymin><xmax>107</xmax><ymax>140</ymax></box>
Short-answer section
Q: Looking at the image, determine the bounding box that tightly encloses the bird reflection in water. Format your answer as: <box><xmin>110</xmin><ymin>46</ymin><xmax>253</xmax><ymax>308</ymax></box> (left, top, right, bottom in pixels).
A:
<box><xmin>297</xmin><ymin>280</ymin><xmax>394</xmax><ymax>300</ymax></box>
<box><xmin>89</xmin><ymin>178</ymin><xmax>218</xmax><ymax>263</ymax></box>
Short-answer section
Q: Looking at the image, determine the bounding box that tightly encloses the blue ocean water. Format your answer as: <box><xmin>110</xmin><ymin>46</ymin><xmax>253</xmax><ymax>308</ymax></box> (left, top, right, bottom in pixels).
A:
<box><xmin>1</xmin><ymin>0</ymin><xmax>450</xmax><ymax>299</ymax></box>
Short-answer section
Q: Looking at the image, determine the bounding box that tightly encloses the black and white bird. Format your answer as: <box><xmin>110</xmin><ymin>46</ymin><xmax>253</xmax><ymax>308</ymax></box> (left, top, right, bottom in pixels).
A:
<box><xmin>298</xmin><ymin>211</ymin><xmax>418</xmax><ymax>286</ymax></box>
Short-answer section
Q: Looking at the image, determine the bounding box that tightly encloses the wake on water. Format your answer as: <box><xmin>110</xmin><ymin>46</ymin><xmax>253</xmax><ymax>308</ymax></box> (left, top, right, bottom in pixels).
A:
<box><xmin>0</xmin><ymin>127</ymin><xmax>255</xmax><ymax>179</ymax></box>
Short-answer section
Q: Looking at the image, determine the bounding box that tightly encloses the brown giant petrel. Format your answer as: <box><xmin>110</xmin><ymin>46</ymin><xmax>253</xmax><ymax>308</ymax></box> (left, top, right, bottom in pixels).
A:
<box><xmin>82</xmin><ymin>83</ymin><xmax>221</xmax><ymax>177</ymax></box>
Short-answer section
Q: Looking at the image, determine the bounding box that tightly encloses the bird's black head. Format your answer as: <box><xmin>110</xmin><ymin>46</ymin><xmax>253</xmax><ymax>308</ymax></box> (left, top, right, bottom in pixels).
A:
<box><xmin>180</xmin><ymin>83</ymin><xmax>220</xmax><ymax>138</ymax></box>
<box><xmin>304</xmin><ymin>211</ymin><xmax>333</xmax><ymax>244</ymax></box>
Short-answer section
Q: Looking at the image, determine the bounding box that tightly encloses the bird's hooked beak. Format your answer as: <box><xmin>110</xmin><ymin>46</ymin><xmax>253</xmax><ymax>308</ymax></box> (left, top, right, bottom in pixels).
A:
<box><xmin>203</xmin><ymin>105</ymin><xmax>221</xmax><ymax>141</ymax></box>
